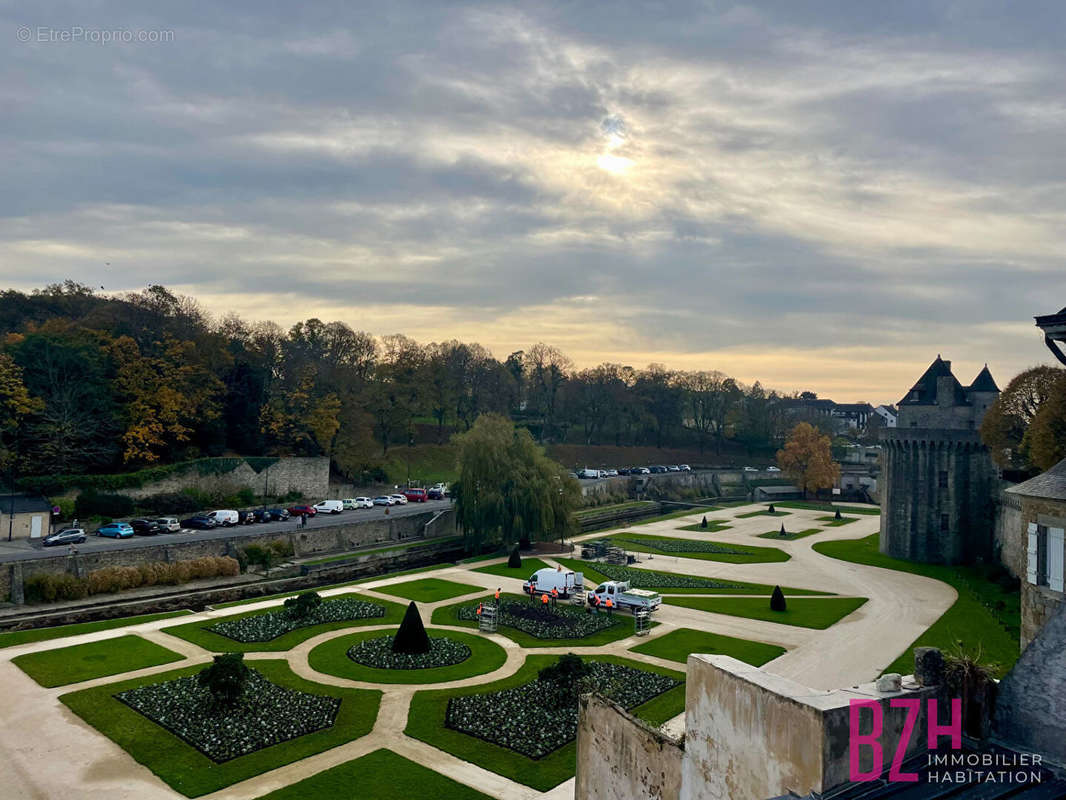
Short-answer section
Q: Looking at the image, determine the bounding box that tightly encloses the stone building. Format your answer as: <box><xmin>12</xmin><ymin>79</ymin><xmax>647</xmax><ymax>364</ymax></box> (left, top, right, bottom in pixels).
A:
<box><xmin>1005</xmin><ymin>457</ymin><xmax>1066</xmax><ymax>649</ymax></box>
<box><xmin>0</xmin><ymin>494</ymin><xmax>53</xmax><ymax>541</ymax></box>
<box><xmin>879</xmin><ymin>357</ymin><xmax>1000</xmax><ymax>564</ymax></box>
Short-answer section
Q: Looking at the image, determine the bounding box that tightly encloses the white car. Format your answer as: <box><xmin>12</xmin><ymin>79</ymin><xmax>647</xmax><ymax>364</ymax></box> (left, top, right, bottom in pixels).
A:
<box><xmin>679</xmin><ymin>464</ymin><xmax>691</xmax><ymax>472</ymax></box>
<box><xmin>606</xmin><ymin>469</ymin><xmax>619</xmax><ymax>477</ymax></box>
<box><xmin>373</xmin><ymin>496</ymin><xmax>392</xmax><ymax>506</ymax></box>
<box><xmin>766</xmin><ymin>466</ymin><xmax>782</xmax><ymax>472</ymax></box>
<box><xmin>389</xmin><ymin>494</ymin><xmax>408</xmax><ymax>505</ymax></box>
<box><xmin>742</xmin><ymin>466</ymin><xmax>759</xmax><ymax>472</ymax></box>
<box><xmin>314</xmin><ymin>500</ymin><xmax>344</xmax><ymax>514</ymax></box>
<box><xmin>344</xmin><ymin>497</ymin><xmax>373</xmax><ymax>509</ymax></box>
<box><xmin>155</xmin><ymin>517</ymin><xmax>180</xmax><ymax>532</ymax></box>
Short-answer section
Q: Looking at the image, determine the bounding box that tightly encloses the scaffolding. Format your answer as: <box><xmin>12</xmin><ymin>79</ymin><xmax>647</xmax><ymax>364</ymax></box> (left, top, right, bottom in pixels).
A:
<box><xmin>633</xmin><ymin>609</ymin><xmax>651</xmax><ymax>637</ymax></box>
<box><xmin>478</xmin><ymin>603</ymin><xmax>498</xmax><ymax>633</ymax></box>
<box><xmin>606</xmin><ymin>545</ymin><xmax>627</xmax><ymax>565</ymax></box>
<box><xmin>570</xmin><ymin>589</ymin><xmax>586</xmax><ymax>607</ymax></box>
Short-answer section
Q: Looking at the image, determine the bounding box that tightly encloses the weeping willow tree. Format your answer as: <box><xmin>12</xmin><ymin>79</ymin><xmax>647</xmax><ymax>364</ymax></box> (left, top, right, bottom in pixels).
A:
<box><xmin>452</xmin><ymin>413</ymin><xmax>580</xmax><ymax>552</ymax></box>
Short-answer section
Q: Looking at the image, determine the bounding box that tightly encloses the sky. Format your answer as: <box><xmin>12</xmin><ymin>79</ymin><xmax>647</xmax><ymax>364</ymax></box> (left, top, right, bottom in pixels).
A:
<box><xmin>2</xmin><ymin>2</ymin><xmax>1065</xmax><ymax>403</ymax></box>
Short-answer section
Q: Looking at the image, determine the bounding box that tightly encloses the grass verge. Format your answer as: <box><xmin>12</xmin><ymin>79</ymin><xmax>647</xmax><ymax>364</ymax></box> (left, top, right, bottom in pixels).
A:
<box><xmin>817</xmin><ymin>516</ymin><xmax>859</xmax><ymax>526</ymax></box>
<box><xmin>405</xmin><ymin>654</ymin><xmax>684</xmax><ymax>792</ymax></box>
<box><xmin>210</xmin><ymin>566</ymin><xmax>445</xmax><ymax>610</ymax></box>
<box><xmin>776</xmin><ymin>501</ymin><xmax>880</xmax><ymax>515</ymax></box>
<box><xmin>253</xmin><ymin>748</ymin><xmax>493</xmax><ymax>800</ymax></box>
<box><xmin>677</xmin><ymin>521</ymin><xmax>733</xmax><ymax>532</ymax></box>
<box><xmin>813</xmin><ymin>534</ymin><xmax>1020</xmax><ymax>677</ymax></box>
<box><xmin>163</xmin><ymin>594</ymin><xmax>407</xmax><ymax>652</ymax></box>
<box><xmin>60</xmin><ymin>659</ymin><xmax>381</xmax><ymax>797</ymax></box>
<box><xmin>756</xmin><ymin>528</ymin><xmax>822</xmax><ymax>541</ymax></box>
<box><xmin>372</xmin><ymin>578</ymin><xmax>482</xmax><ymax>603</ymax></box>
<box><xmin>301</xmin><ymin>536</ymin><xmax>462</xmax><ymax>566</ymax></box>
<box><xmin>735</xmin><ymin>509</ymin><xmax>791</xmax><ymax>518</ymax></box>
<box><xmin>0</xmin><ymin>610</ymin><xmax>192</xmax><ymax>649</ymax></box>
<box><xmin>631</xmin><ymin>627</ymin><xmax>786</xmax><ymax>666</ymax></box>
<box><xmin>605</xmin><ymin>532</ymin><xmax>790</xmax><ymax>563</ymax></box>
<box><xmin>13</xmin><ymin>634</ymin><xmax>184</xmax><ymax>687</ymax></box>
<box><xmin>665</xmin><ymin>596</ymin><xmax>868</xmax><ymax>629</ymax></box>
<box><xmin>308</xmin><ymin>627</ymin><xmax>507</xmax><ymax>684</ymax></box>
<box><xmin>628</xmin><ymin>506</ymin><xmax>720</xmax><ymax>526</ymax></box>
<box><xmin>471</xmin><ymin>558</ymin><xmax>553</xmax><ymax>581</ymax></box>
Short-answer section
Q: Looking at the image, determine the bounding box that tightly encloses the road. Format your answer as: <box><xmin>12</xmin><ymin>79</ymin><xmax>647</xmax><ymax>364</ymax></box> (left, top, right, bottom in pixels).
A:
<box><xmin>0</xmin><ymin>499</ymin><xmax>453</xmax><ymax>564</ymax></box>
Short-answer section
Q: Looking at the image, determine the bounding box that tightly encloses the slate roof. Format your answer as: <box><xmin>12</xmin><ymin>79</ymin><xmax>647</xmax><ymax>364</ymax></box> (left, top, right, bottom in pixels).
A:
<box><xmin>1006</xmin><ymin>457</ymin><xmax>1066</xmax><ymax>501</ymax></box>
<box><xmin>968</xmin><ymin>364</ymin><xmax>1000</xmax><ymax>393</ymax></box>
<box><xmin>899</xmin><ymin>356</ymin><xmax>969</xmax><ymax>407</ymax></box>
<box><xmin>0</xmin><ymin>494</ymin><xmax>52</xmax><ymax>514</ymax></box>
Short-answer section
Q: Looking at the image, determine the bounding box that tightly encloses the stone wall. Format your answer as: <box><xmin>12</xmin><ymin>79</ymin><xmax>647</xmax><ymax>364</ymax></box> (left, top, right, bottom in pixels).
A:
<box><xmin>2</xmin><ymin>508</ymin><xmax>452</xmax><ymax>601</ymax></box>
<box><xmin>581</xmin><ymin>470</ymin><xmax>748</xmax><ymax>502</ymax></box>
<box><xmin>1013</xmin><ymin>494</ymin><xmax>1066</xmax><ymax>648</ymax></box>
<box><xmin>679</xmin><ymin>655</ymin><xmax>938</xmax><ymax>800</ymax></box>
<box><xmin>120</xmin><ymin>457</ymin><xmax>330</xmax><ymax>500</ymax></box>
<box><xmin>995</xmin><ymin>599</ymin><xmax>1066</xmax><ymax>768</ymax></box>
<box><xmin>995</xmin><ymin>488</ymin><xmax>1024</xmax><ymax>578</ymax></box>
<box><xmin>575</xmin><ymin>694</ymin><xmax>683</xmax><ymax>800</ymax></box>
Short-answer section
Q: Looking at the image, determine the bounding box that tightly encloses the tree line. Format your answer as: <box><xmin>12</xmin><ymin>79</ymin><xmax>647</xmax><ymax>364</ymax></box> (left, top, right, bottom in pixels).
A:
<box><xmin>0</xmin><ymin>281</ymin><xmax>829</xmax><ymax>482</ymax></box>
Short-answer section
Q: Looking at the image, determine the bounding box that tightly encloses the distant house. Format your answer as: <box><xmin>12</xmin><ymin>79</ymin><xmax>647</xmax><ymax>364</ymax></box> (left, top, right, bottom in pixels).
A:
<box><xmin>873</xmin><ymin>404</ymin><xmax>897</xmax><ymax>427</ymax></box>
<box><xmin>0</xmin><ymin>494</ymin><xmax>53</xmax><ymax>541</ymax></box>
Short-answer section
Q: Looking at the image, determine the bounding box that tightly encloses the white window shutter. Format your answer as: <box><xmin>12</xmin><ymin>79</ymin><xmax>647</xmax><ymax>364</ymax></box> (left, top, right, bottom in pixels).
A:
<box><xmin>1048</xmin><ymin>528</ymin><xmax>1065</xmax><ymax>593</ymax></box>
<box><xmin>1027</xmin><ymin>523</ymin><xmax>1039</xmax><ymax>585</ymax></box>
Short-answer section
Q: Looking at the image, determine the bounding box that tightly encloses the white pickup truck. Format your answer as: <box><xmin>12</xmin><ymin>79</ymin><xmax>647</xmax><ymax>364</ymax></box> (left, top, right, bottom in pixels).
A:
<box><xmin>587</xmin><ymin>580</ymin><xmax>661</xmax><ymax>612</ymax></box>
<box><xmin>522</xmin><ymin>567</ymin><xmax>584</xmax><ymax>599</ymax></box>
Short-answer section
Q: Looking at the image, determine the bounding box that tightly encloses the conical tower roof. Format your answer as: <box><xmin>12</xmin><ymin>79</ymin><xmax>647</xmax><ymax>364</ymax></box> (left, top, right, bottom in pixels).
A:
<box><xmin>968</xmin><ymin>364</ymin><xmax>999</xmax><ymax>393</ymax></box>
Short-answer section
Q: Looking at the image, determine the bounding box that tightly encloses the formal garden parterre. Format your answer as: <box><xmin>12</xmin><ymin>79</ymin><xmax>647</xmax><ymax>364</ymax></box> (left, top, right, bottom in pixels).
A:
<box><xmin>605</xmin><ymin>532</ymin><xmax>790</xmax><ymax>562</ymax></box>
<box><xmin>207</xmin><ymin>596</ymin><xmax>387</xmax><ymax>642</ymax></box>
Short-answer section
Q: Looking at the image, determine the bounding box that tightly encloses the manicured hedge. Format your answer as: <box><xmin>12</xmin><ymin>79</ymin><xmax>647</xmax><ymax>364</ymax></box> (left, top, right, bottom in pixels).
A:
<box><xmin>348</xmin><ymin>635</ymin><xmax>470</xmax><ymax>670</ymax></box>
<box><xmin>207</xmin><ymin>597</ymin><xmax>386</xmax><ymax>643</ymax></box>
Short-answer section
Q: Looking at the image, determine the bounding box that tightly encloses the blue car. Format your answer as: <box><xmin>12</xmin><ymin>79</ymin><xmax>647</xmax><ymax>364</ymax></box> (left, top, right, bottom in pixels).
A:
<box><xmin>96</xmin><ymin>522</ymin><xmax>134</xmax><ymax>539</ymax></box>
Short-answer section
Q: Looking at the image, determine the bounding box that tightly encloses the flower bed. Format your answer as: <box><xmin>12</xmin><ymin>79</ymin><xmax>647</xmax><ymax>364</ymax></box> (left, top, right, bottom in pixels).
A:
<box><xmin>615</xmin><ymin>536</ymin><xmax>747</xmax><ymax>555</ymax></box>
<box><xmin>444</xmin><ymin>661</ymin><xmax>679</xmax><ymax>759</ymax></box>
<box><xmin>589</xmin><ymin>562</ymin><xmax>748</xmax><ymax>590</ymax></box>
<box><xmin>115</xmin><ymin>669</ymin><xmax>340</xmax><ymax>762</ymax></box>
<box><xmin>207</xmin><ymin>598</ymin><xmax>386</xmax><ymax>643</ymax></box>
<box><xmin>457</xmin><ymin>600</ymin><xmax>617</xmax><ymax>639</ymax></box>
<box><xmin>347</xmin><ymin>635</ymin><xmax>471</xmax><ymax>670</ymax></box>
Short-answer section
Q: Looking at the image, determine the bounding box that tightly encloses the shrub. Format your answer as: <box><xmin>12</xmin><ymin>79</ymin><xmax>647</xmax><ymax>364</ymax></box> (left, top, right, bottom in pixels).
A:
<box><xmin>267</xmin><ymin>538</ymin><xmax>294</xmax><ymax>559</ymax></box>
<box><xmin>25</xmin><ymin>573</ymin><xmax>88</xmax><ymax>602</ymax></box>
<box><xmin>235</xmin><ymin>487</ymin><xmax>256</xmax><ymax>507</ymax></box>
<box><xmin>197</xmin><ymin>652</ymin><xmax>250</xmax><ymax>707</ymax></box>
<box><xmin>700</xmin><ymin>516</ymin><xmax>708</xmax><ymax>529</ymax></box>
<box><xmin>538</xmin><ymin>653</ymin><xmax>592</xmax><ymax>708</ymax></box>
<box><xmin>284</xmin><ymin>591</ymin><xmax>322</xmax><ymax>619</ymax></box>
<box><xmin>75</xmin><ymin>489</ymin><xmax>134</xmax><ymax>518</ymax></box>
<box><xmin>507</xmin><ymin>546</ymin><xmax>522</xmax><ymax>569</ymax></box>
<box><xmin>768</xmin><ymin>503</ymin><xmax>776</xmax><ymax>513</ymax></box>
<box><xmin>243</xmin><ymin>544</ymin><xmax>275</xmax><ymax>571</ymax></box>
<box><xmin>779</xmin><ymin>523</ymin><xmax>787</xmax><ymax>537</ymax></box>
<box><xmin>139</xmin><ymin>492</ymin><xmax>201</xmax><ymax>515</ymax></box>
<box><xmin>392</xmin><ymin>601</ymin><xmax>431</xmax><ymax>654</ymax></box>
<box><xmin>770</xmin><ymin>586</ymin><xmax>787</xmax><ymax>612</ymax></box>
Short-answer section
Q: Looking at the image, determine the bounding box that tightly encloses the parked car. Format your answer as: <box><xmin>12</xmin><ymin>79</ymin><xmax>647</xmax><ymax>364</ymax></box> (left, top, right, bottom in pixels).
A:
<box><xmin>239</xmin><ymin>510</ymin><xmax>257</xmax><ymax>525</ymax></box>
<box><xmin>267</xmin><ymin>507</ymin><xmax>290</xmax><ymax>521</ymax></box>
<box><xmin>251</xmin><ymin>509</ymin><xmax>274</xmax><ymax>523</ymax></box>
<box><xmin>616</xmin><ymin>468</ymin><xmax>631</xmax><ymax>476</ymax></box>
<box><xmin>605</xmin><ymin>469</ymin><xmax>619</xmax><ymax>477</ymax></box>
<box><xmin>389</xmin><ymin>494</ymin><xmax>408</xmax><ymax>505</ymax></box>
<box><xmin>155</xmin><ymin>517</ymin><xmax>180</xmax><ymax>532</ymax></box>
<box><xmin>649</xmin><ymin>465</ymin><xmax>668</xmax><ymax>473</ymax></box>
<box><xmin>313</xmin><ymin>500</ymin><xmax>344</xmax><ymax>514</ymax></box>
<box><xmin>679</xmin><ymin>464</ymin><xmax>692</xmax><ymax>472</ymax></box>
<box><xmin>667</xmin><ymin>465</ymin><xmax>681</xmax><ymax>472</ymax></box>
<box><xmin>43</xmin><ymin>528</ymin><xmax>86</xmax><ymax>547</ymax></box>
<box><xmin>431</xmin><ymin>482</ymin><xmax>449</xmax><ymax>496</ymax></box>
<box><xmin>372</xmin><ymin>496</ymin><xmax>392</xmax><ymax>506</ymax></box>
<box><xmin>354</xmin><ymin>497</ymin><xmax>374</xmax><ymax>508</ymax></box>
<box><xmin>341</xmin><ymin>498</ymin><xmax>364</xmax><ymax>510</ymax></box>
<box><xmin>633</xmin><ymin>467</ymin><xmax>650</xmax><ymax>475</ymax></box>
<box><xmin>427</xmin><ymin>487</ymin><xmax>445</xmax><ymax>500</ymax></box>
<box><xmin>766</xmin><ymin>466</ymin><xmax>781</xmax><ymax>472</ymax></box>
<box><xmin>181</xmin><ymin>515</ymin><xmax>217</xmax><ymax>530</ymax></box>
<box><xmin>97</xmin><ymin>522</ymin><xmax>134</xmax><ymax>538</ymax></box>
<box><xmin>131</xmin><ymin>518</ymin><xmax>163</xmax><ymax>536</ymax></box>
<box><xmin>288</xmin><ymin>505</ymin><xmax>317</xmax><ymax>517</ymax></box>
<box><xmin>743</xmin><ymin>466</ymin><xmax>759</xmax><ymax>472</ymax></box>
<box><xmin>207</xmin><ymin>509</ymin><xmax>240</xmax><ymax>527</ymax></box>
<box><xmin>577</xmin><ymin>468</ymin><xmax>600</xmax><ymax>479</ymax></box>
<box><xmin>403</xmin><ymin>488</ymin><xmax>428</xmax><ymax>503</ymax></box>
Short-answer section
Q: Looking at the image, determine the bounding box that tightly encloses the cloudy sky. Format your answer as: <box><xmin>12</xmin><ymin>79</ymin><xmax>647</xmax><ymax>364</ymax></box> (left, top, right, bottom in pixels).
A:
<box><xmin>3</xmin><ymin>2</ymin><xmax>1064</xmax><ymax>402</ymax></box>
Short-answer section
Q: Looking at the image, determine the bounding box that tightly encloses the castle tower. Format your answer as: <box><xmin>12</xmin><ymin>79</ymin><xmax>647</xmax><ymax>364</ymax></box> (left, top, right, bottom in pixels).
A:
<box><xmin>880</xmin><ymin>357</ymin><xmax>1000</xmax><ymax>564</ymax></box>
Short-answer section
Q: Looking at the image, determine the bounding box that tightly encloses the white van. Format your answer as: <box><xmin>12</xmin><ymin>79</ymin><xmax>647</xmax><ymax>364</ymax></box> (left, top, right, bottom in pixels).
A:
<box><xmin>521</xmin><ymin>567</ymin><xmax>584</xmax><ymax>598</ymax></box>
<box><xmin>313</xmin><ymin>500</ymin><xmax>344</xmax><ymax>514</ymax></box>
<box><xmin>207</xmin><ymin>510</ymin><xmax>240</xmax><ymax>527</ymax></box>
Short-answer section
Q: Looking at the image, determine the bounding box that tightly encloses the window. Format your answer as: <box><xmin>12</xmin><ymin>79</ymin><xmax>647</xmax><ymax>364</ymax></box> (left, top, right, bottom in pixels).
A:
<box><xmin>938</xmin><ymin>471</ymin><xmax>948</xmax><ymax>489</ymax></box>
<box><xmin>940</xmin><ymin>514</ymin><xmax>949</xmax><ymax>532</ymax></box>
<box><xmin>1028</xmin><ymin>523</ymin><xmax>1064</xmax><ymax>591</ymax></box>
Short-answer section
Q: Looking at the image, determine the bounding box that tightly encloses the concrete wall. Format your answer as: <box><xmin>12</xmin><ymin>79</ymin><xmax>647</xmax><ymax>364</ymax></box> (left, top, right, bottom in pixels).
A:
<box><xmin>121</xmin><ymin>457</ymin><xmax>329</xmax><ymax>500</ymax></box>
<box><xmin>679</xmin><ymin>656</ymin><xmax>937</xmax><ymax>800</ymax></box>
<box><xmin>995</xmin><ymin>598</ymin><xmax>1066</xmax><ymax>768</ymax></box>
<box><xmin>3</xmin><ymin>508</ymin><xmax>452</xmax><ymax>601</ymax></box>
<box><xmin>575</xmin><ymin>694</ymin><xmax>683</xmax><ymax>800</ymax></box>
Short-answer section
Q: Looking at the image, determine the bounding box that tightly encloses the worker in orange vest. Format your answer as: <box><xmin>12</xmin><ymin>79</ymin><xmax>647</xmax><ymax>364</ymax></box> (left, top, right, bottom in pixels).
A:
<box><xmin>494</xmin><ymin>587</ymin><xmax>501</xmax><ymax>602</ymax></box>
<box><xmin>550</xmin><ymin>587</ymin><xmax>559</xmax><ymax>608</ymax></box>
<box><xmin>541</xmin><ymin>592</ymin><xmax>549</xmax><ymax>608</ymax></box>
<box><xmin>528</xmin><ymin>583</ymin><xmax>536</xmax><ymax>603</ymax></box>
<box><xmin>590</xmin><ymin>593</ymin><xmax>600</xmax><ymax>614</ymax></box>
<box><xmin>605</xmin><ymin>596</ymin><xmax>614</xmax><ymax>616</ymax></box>
<box><xmin>476</xmin><ymin>602</ymin><xmax>483</xmax><ymax>618</ymax></box>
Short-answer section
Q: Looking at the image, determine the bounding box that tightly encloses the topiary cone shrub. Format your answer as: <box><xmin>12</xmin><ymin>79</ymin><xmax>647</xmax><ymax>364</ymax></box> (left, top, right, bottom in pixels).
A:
<box><xmin>779</xmin><ymin>523</ymin><xmax>787</xmax><ymax>537</ymax></box>
<box><xmin>198</xmin><ymin>652</ymin><xmax>250</xmax><ymax>706</ymax></box>
<box><xmin>770</xmin><ymin>585</ymin><xmax>787</xmax><ymax>612</ymax></box>
<box><xmin>835</xmin><ymin>508</ymin><xmax>843</xmax><ymax>520</ymax></box>
<box><xmin>508</xmin><ymin>545</ymin><xmax>522</xmax><ymax>569</ymax></box>
<box><xmin>768</xmin><ymin>503</ymin><xmax>776</xmax><ymax>513</ymax></box>
<box><xmin>392</xmin><ymin>601</ymin><xmax>431</xmax><ymax>654</ymax></box>
<box><xmin>700</xmin><ymin>516</ymin><xmax>708</xmax><ymax>529</ymax></box>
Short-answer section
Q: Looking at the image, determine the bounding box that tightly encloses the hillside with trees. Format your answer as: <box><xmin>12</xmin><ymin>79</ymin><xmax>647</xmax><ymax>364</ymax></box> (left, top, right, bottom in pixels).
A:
<box><xmin>0</xmin><ymin>282</ymin><xmax>841</xmax><ymax>486</ymax></box>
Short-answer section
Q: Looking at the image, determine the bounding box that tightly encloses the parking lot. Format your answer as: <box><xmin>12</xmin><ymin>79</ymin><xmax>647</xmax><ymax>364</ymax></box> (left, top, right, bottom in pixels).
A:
<box><xmin>0</xmin><ymin>498</ymin><xmax>452</xmax><ymax>565</ymax></box>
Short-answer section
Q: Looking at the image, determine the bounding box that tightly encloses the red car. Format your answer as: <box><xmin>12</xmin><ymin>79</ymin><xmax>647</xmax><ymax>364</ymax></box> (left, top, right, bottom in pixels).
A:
<box><xmin>402</xmin><ymin>488</ymin><xmax>428</xmax><ymax>502</ymax></box>
<box><xmin>288</xmin><ymin>505</ymin><xmax>317</xmax><ymax>517</ymax></box>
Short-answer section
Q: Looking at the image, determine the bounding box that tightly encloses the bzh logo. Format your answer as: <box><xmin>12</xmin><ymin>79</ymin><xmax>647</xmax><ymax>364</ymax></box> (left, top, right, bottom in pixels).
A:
<box><xmin>849</xmin><ymin>698</ymin><xmax>961</xmax><ymax>782</ymax></box>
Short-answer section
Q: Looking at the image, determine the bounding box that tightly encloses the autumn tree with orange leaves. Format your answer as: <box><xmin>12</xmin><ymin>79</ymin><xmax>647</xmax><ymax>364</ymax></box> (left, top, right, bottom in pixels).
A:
<box><xmin>776</xmin><ymin>422</ymin><xmax>840</xmax><ymax>498</ymax></box>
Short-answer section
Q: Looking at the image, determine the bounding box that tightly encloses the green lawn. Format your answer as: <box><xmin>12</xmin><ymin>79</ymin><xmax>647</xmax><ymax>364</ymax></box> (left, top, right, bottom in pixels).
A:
<box><xmin>431</xmin><ymin>593</ymin><xmax>638</xmax><ymax>647</ymax></box>
<box><xmin>308</xmin><ymin>627</ymin><xmax>508</xmax><ymax>684</ymax></box>
<box><xmin>254</xmin><ymin>748</ymin><xmax>493</xmax><ymax>800</ymax></box>
<box><xmin>553</xmin><ymin>557</ymin><xmax>831</xmax><ymax>595</ymax></box>
<box><xmin>628</xmin><ymin>506</ymin><xmax>720</xmax><ymax>526</ymax></box>
<box><xmin>61</xmin><ymin>660</ymin><xmax>381</xmax><ymax>797</ymax></box>
<box><xmin>405</xmin><ymin>654</ymin><xmax>685</xmax><ymax>792</ymax></box>
<box><xmin>605</xmin><ymin>532</ymin><xmax>790</xmax><ymax>563</ymax></box>
<box><xmin>576</xmin><ymin>500</ymin><xmax>657</xmax><ymax>517</ymax></box>
<box><xmin>813</xmin><ymin>534</ymin><xmax>1021</xmax><ymax>677</ymax></box>
<box><xmin>163</xmin><ymin>594</ymin><xmax>407</xmax><ymax>652</ymax></box>
<box><xmin>735</xmin><ymin>509</ymin><xmax>792</xmax><ymax>518</ymax></box>
<box><xmin>13</xmin><ymin>635</ymin><xmax>185</xmax><ymax>688</ymax></box>
<box><xmin>665</xmin><ymin>596</ymin><xmax>868</xmax><ymax>629</ymax></box>
<box><xmin>302</xmin><ymin>536</ymin><xmax>463</xmax><ymax>565</ymax></box>
<box><xmin>373</xmin><ymin>578</ymin><xmax>482</xmax><ymax>603</ymax></box>
<box><xmin>677</xmin><ymin>521</ymin><xmax>733</xmax><ymax>532</ymax></box>
<box><xmin>632</xmin><ymin>627</ymin><xmax>786</xmax><ymax>666</ymax></box>
<box><xmin>471</xmin><ymin>557</ymin><xmax>553</xmax><ymax>581</ymax></box>
<box><xmin>756</xmin><ymin>528</ymin><xmax>822</xmax><ymax>541</ymax></box>
<box><xmin>0</xmin><ymin>610</ymin><xmax>192</xmax><ymax>649</ymax></box>
<box><xmin>817</xmin><ymin>516</ymin><xmax>859</xmax><ymax>526</ymax></box>
<box><xmin>211</xmin><ymin>566</ymin><xmax>446</xmax><ymax>610</ymax></box>
<box><xmin>776</xmin><ymin>502</ymin><xmax>880</xmax><ymax>515</ymax></box>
